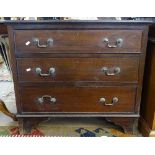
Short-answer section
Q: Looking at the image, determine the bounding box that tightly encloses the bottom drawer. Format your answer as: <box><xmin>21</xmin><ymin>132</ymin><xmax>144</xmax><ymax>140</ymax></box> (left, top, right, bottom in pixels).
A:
<box><xmin>20</xmin><ymin>86</ymin><xmax>136</xmax><ymax>113</ymax></box>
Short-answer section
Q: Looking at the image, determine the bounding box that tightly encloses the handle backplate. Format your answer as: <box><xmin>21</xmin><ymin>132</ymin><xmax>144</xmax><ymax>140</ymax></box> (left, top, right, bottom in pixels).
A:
<box><xmin>35</xmin><ymin>67</ymin><xmax>55</xmax><ymax>77</ymax></box>
<box><xmin>37</xmin><ymin>95</ymin><xmax>56</xmax><ymax>104</ymax></box>
<box><xmin>32</xmin><ymin>38</ymin><xmax>53</xmax><ymax>48</ymax></box>
<box><xmin>99</xmin><ymin>97</ymin><xmax>119</xmax><ymax>106</ymax></box>
<box><xmin>102</xmin><ymin>38</ymin><xmax>123</xmax><ymax>48</ymax></box>
<box><xmin>101</xmin><ymin>67</ymin><xmax>121</xmax><ymax>76</ymax></box>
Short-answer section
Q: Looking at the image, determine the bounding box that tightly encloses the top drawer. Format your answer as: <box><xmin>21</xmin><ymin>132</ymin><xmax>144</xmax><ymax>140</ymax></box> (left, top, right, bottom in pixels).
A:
<box><xmin>14</xmin><ymin>30</ymin><xmax>142</xmax><ymax>54</ymax></box>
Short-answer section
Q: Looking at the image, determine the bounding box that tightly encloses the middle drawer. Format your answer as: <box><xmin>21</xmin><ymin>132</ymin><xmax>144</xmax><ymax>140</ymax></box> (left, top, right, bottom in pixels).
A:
<box><xmin>17</xmin><ymin>57</ymin><xmax>139</xmax><ymax>82</ymax></box>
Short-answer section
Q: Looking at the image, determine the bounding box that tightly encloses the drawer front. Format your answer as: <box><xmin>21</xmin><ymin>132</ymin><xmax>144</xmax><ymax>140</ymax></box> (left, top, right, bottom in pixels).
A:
<box><xmin>20</xmin><ymin>86</ymin><xmax>136</xmax><ymax>113</ymax></box>
<box><xmin>17</xmin><ymin>57</ymin><xmax>139</xmax><ymax>82</ymax></box>
<box><xmin>14</xmin><ymin>30</ymin><xmax>142</xmax><ymax>54</ymax></box>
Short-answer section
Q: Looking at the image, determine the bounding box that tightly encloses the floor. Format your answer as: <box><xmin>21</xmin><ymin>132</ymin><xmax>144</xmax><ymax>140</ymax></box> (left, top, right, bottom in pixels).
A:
<box><xmin>0</xmin><ymin>62</ymin><xmax>140</xmax><ymax>137</ymax></box>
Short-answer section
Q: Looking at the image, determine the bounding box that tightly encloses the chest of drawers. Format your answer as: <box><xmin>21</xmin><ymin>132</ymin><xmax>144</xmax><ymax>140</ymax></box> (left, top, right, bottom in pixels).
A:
<box><xmin>6</xmin><ymin>20</ymin><xmax>149</xmax><ymax>134</ymax></box>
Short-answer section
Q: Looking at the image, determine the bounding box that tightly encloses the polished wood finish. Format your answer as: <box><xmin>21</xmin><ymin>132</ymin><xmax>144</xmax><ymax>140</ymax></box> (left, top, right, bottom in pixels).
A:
<box><xmin>14</xmin><ymin>30</ymin><xmax>142</xmax><ymax>54</ymax></box>
<box><xmin>17</xmin><ymin>57</ymin><xmax>139</xmax><ymax>82</ymax></box>
<box><xmin>6</xmin><ymin>21</ymin><xmax>149</xmax><ymax>134</ymax></box>
<box><xmin>20</xmin><ymin>86</ymin><xmax>136</xmax><ymax>113</ymax></box>
<box><xmin>18</xmin><ymin>117</ymin><xmax>46</xmax><ymax>134</ymax></box>
<box><xmin>18</xmin><ymin>117</ymin><xmax>138</xmax><ymax>134</ymax></box>
<box><xmin>140</xmin><ymin>25</ymin><xmax>155</xmax><ymax>136</ymax></box>
<box><xmin>0</xmin><ymin>24</ymin><xmax>7</xmax><ymax>34</ymax></box>
<box><xmin>106</xmin><ymin>117</ymin><xmax>138</xmax><ymax>134</ymax></box>
<box><xmin>0</xmin><ymin>99</ymin><xmax>17</xmax><ymax>121</ymax></box>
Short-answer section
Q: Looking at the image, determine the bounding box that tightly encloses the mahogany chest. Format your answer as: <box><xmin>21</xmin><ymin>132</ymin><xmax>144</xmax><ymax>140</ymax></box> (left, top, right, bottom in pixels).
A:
<box><xmin>6</xmin><ymin>20</ymin><xmax>149</xmax><ymax>134</ymax></box>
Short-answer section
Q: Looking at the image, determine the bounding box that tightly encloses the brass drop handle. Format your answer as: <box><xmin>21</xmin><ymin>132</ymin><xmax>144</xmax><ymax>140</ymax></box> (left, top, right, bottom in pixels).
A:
<box><xmin>99</xmin><ymin>97</ymin><xmax>119</xmax><ymax>106</ymax></box>
<box><xmin>32</xmin><ymin>38</ymin><xmax>53</xmax><ymax>48</ymax></box>
<box><xmin>38</xmin><ymin>95</ymin><xmax>56</xmax><ymax>104</ymax></box>
<box><xmin>102</xmin><ymin>38</ymin><xmax>123</xmax><ymax>48</ymax></box>
<box><xmin>35</xmin><ymin>67</ymin><xmax>55</xmax><ymax>77</ymax></box>
<box><xmin>101</xmin><ymin>67</ymin><xmax>121</xmax><ymax>76</ymax></box>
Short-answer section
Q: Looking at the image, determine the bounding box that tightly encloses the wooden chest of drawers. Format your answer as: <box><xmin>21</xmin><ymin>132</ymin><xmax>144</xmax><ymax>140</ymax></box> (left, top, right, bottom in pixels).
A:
<box><xmin>6</xmin><ymin>20</ymin><xmax>149</xmax><ymax>134</ymax></box>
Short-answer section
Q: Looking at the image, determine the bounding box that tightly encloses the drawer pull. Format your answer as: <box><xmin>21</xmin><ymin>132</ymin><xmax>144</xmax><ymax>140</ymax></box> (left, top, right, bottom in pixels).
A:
<box><xmin>32</xmin><ymin>38</ymin><xmax>53</xmax><ymax>48</ymax></box>
<box><xmin>36</xmin><ymin>67</ymin><xmax>55</xmax><ymax>77</ymax></box>
<box><xmin>102</xmin><ymin>38</ymin><xmax>123</xmax><ymax>48</ymax></box>
<box><xmin>99</xmin><ymin>97</ymin><xmax>119</xmax><ymax>106</ymax></box>
<box><xmin>38</xmin><ymin>95</ymin><xmax>56</xmax><ymax>104</ymax></box>
<box><xmin>101</xmin><ymin>67</ymin><xmax>120</xmax><ymax>76</ymax></box>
